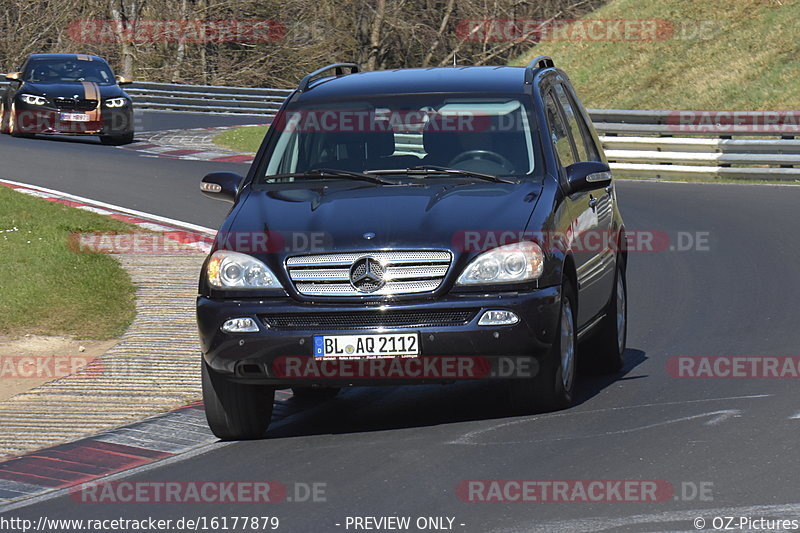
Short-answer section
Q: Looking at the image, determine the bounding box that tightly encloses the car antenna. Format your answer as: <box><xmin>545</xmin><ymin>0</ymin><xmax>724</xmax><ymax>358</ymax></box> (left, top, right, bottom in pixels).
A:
<box><xmin>453</xmin><ymin>53</ymin><xmax>457</xmax><ymax>67</ymax></box>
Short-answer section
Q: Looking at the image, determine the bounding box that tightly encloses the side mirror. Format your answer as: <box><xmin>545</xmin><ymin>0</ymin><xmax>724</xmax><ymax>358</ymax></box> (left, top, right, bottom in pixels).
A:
<box><xmin>201</xmin><ymin>171</ymin><xmax>243</xmax><ymax>203</ymax></box>
<box><xmin>565</xmin><ymin>161</ymin><xmax>612</xmax><ymax>193</ymax></box>
<box><xmin>115</xmin><ymin>75</ymin><xmax>133</xmax><ymax>85</ymax></box>
<box><xmin>5</xmin><ymin>72</ymin><xmax>21</xmax><ymax>81</ymax></box>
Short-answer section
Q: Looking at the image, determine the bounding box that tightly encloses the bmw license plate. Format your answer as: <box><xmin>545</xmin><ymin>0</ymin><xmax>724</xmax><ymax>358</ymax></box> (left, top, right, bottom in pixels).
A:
<box><xmin>60</xmin><ymin>113</ymin><xmax>90</xmax><ymax>122</ymax></box>
<box><xmin>314</xmin><ymin>333</ymin><xmax>419</xmax><ymax>358</ymax></box>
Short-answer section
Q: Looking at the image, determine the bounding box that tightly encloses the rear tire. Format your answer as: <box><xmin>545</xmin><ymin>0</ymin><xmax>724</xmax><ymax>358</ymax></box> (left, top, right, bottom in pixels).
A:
<box><xmin>291</xmin><ymin>386</ymin><xmax>341</xmax><ymax>401</ymax></box>
<box><xmin>582</xmin><ymin>259</ymin><xmax>627</xmax><ymax>374</ymax></box>
<box><xmin>100</xmin><ymin>132</ymin><xmax>134</xmax><ymax>145</ymax></box>
<box><xmin>509</xmin><ymin>279</ymin><xmax>577</xmax><ymax>414</ymax></box>
<box><xmin>202</xmin><ymin>360</ymin><xmax>274</xmax><ymax>440</ymax></box>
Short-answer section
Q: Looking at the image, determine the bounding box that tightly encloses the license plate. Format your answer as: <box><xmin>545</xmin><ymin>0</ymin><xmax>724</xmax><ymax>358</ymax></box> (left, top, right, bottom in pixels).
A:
<box><xmin>314</xmin><ymin>333</ymin><xmax>419</xmax><ymax>358</ymax></box>
<box><xmin>60</xmin><ymin>113</ymin><xmax>90</xmax><ymax>122</ymax></box>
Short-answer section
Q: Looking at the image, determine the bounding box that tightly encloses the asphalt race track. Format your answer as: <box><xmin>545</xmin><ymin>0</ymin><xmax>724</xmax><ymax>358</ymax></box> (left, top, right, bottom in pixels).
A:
<box><xmin>1</xmin><ymin>112</ymin><xmax>799</xmax><ymax>532</ymax></box>
<box><xmin>0</xmin><ymin>111</ymin><xmax>255</xmax><ymax>228</ymax></box>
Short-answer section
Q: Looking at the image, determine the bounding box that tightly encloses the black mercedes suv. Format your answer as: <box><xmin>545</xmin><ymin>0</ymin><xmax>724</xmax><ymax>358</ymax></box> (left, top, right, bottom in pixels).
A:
<box><xmin>197</xmin><ymin>57</ymin><xmax>627</xmax><ymax>440</ymax></box>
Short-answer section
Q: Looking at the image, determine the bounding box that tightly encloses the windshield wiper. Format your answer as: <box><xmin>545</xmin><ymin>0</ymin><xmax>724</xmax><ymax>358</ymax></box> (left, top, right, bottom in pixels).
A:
<box><xmin>368</xmin><ymin>165</ymin><xmax>516</xmax><ymax>184</ymax></box>
<box><xmin>266</xmin><ymin>168</ymin><xmax>396</xmax><ymax>185</ymax></box>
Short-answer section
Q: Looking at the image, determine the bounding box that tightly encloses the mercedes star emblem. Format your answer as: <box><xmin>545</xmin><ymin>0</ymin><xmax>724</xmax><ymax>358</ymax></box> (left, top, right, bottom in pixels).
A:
<box><xmin>349</xmin><ymin>256</ymin><xmax>386</xmax><ymax>293</ymax></box>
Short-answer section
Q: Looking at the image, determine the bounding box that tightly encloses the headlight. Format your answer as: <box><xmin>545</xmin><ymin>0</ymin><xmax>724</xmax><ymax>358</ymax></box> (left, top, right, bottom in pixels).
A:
<box><xmin>104</xmin><ymin>97</ymin><xmax>127</xmax><ymax>108</ymax></box>
<box><xmin>20</xmin><ymin>94</ymin><xmax>46</xmax><ymax>105</ymax></box>
<box><xmin>456</xmin><ymin>241</ymin><xmax>544</xmax><ymax>285</ymax></box>
<box><xmin>206</xmin><ymin>251</ymin><xmax>282</xmax><ymax>290</ymax></box>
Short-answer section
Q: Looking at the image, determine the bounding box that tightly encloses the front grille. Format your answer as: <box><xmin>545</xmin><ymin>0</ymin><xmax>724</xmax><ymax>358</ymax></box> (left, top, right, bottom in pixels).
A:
<box><xmin>54</xmin><ymin>98</ymin><xmax>97</xmax><ymax>111</ymax></box>
<box><xmin>286</xmin><ymin>250</ymin><xmax>452</xmax><ymax>296</ymax></box>
<box><xmin>262</xmin><ymin>309</ymin><xmax>478</xmax><ymax>330</ymax></box>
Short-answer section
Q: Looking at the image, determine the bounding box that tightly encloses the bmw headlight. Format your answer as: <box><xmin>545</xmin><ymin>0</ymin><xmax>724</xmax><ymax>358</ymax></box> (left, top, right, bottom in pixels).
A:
<box><xmin>206</xmin><ymin>251</ymin><xmax>282</xmax><ymax>290</ymax></box>
<box><xmin>105</xmin><ymin>97</ymin><xmax>127</xmax><ymax>108</ymax></box>
<box><xmin>20</xmin><ymin>94</ymin><xmax>46</xmax><ymax>105</ymax></box>
<box><xmin>456</xmin><ymin>241</ymin><xmax>544</xmax><ymax>285</ymax></box>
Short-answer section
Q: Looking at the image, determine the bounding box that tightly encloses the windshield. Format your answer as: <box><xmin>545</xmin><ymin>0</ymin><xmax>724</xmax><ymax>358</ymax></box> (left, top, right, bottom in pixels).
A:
<box><xmin>23</xmin><ymin>59</ymin><xmax>116</xmax><ymax>85</ymax></box>
<box><xmin>260</xmin><ymin>95</ymin><xmax>539</xmax><ymax>182</ymax></box>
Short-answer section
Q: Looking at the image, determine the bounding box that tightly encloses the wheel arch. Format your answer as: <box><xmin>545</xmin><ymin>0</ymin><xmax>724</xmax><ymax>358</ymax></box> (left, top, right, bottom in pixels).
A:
<box><xmin>618</xmin><ymin>225</ymin><xmax>628</xmax><ymax>273</ymax></box>
<box><xmin>562</xmin><ymin>252</ymin><xmax>578</xmax><ymax>317</ymax></box>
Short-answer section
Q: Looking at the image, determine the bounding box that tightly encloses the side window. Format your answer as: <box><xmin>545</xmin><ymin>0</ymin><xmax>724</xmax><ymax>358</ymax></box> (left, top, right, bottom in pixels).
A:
<box><xmin>553</xmin><ymin>84</ymin><xmax>599</xmax><ymax>161</ymax></box>
<box><xmin>544</xmin><ymin>92</ymin><xmax>576</xmax><ymax>168</ymax></box>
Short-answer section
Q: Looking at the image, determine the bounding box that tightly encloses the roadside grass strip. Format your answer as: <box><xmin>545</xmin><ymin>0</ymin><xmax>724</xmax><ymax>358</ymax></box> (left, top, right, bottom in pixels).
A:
<box><xmin>212</xmin><ymin>125</ymin><xmax>269</xmax><ymax>154</ymax></box>
<box><xmin>0</xmin><ymin>186</ymin><xmax>137</xmax><ymax>340</ymax></box>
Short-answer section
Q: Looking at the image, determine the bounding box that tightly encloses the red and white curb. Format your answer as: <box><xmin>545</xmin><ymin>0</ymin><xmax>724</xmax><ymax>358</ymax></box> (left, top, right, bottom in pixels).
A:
<box><xmin>0</xmin><ymin>390</ymin><xmax>295</xmax><ymax>509</ymax></box>
<box><xmin>0</xmin><ymin>403</ymin><xmax>210</xmax><ymax>504</ymax></box>
<box><xmin>123</xmin><ymin>143</ymin><xmax>255</xmax><ymax>163</ymax></box>
<box><xmin>118</xmin><ymin>125</ymin><xmax>262</xmax><ymax>164</ymax></box>
<box><xmin>0</xmin><ymin>179</ymin><xmax>216</xmax><ymax>252</ymax></box>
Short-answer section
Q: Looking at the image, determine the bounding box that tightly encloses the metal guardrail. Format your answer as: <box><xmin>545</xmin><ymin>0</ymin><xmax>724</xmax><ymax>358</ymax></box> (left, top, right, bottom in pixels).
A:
<box><xmin>590</xmin><ymin>109</ymin><xmax>800</xmax><ymax>180</ymax></box>
<box><xmin>126</xmin><ymin>81</ymin><xmax>292</xmax><ymax>117</ymax></box>
<box><xmin>0</xmin><ymin>77</ymin><xmax>291</xmax><ymax>117</ymax></box>
<box><xmin>2</xmin><ymin>75</ymin><xmax>798</xmax><ymax>180</ymax></box>
<box><xmin>589</xmin><ymin>109</ymin><xmax>800</xmax><ymax>136</ymax></box>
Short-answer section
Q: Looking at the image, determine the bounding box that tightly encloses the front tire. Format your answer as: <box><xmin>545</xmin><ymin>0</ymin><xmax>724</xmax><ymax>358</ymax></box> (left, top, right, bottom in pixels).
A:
<box><xmin>509</xmin><ymin>279</ymin><xmax>577</xmax><ymax>414</ymax></box>
<box><xmin>202</xmin><ymin>360</ymin><xmax>274</xmax><ymax>440</ymax></box>
<box><xmin>100</xmin><ymin>132</ymin><xmax>134</xmax><ymax>145</ymax></box>
<box><xmin>8</xmin><ymin>103</ymin><xmax>33</xmax><ymax>138</ymax></box>
<box><xmin>0</xmin><ymin>99</ymin><xmax>8</xmax><ymax>134</ymax></box>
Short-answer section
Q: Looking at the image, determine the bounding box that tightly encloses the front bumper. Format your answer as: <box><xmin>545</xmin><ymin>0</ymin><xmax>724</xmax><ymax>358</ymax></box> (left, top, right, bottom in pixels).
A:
<box><xmin>13</xmin><ymin>101</ymin><xmax>132</xmax><ymax>135</ymax></box>
<box><xmin>197</xmin><ymin>286</ymin><xmax>562</xmax><ymax>386</ymax></box>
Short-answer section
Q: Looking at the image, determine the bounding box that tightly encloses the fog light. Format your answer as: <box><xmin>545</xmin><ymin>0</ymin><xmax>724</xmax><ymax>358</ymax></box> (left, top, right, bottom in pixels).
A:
<box><xmin>221</xmin><ymin>317</ymin><xmax>259</xmax><ymax>333</ymax></box>
<box><xmin>478</xmin><ymin>310</ymin><xmax>519</xmax><ymax>326</ymax></box>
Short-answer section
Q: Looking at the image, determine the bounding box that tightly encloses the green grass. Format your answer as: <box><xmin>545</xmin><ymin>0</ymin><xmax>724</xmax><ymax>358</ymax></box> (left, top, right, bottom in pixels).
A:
<box><xmin>0</xmin><ymin>187</ymin><xmax>138</xmax><ymax>340</ymax></box>
<box><xmin>513</xmin><ymin>0</ymin><xmax>800</xmax><ymax>110</ymax></box>
<box><xmin>212</xmin><ymin>125</ymin><xmax>269</xmax><ymax>153</ymax></box>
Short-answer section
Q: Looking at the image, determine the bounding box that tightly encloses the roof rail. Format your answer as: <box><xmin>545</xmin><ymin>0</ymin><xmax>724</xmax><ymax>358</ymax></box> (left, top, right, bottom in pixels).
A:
<box><xmin>297</xmin><ymin>63</ymin><xmax>360</xmax><ymax>92</ymax></box>
<box><xmin>524</xmin><ymin>56</ymin><xmax>555</xmax><ymax>84</ymax></box>
<box><xmin>527</xmin><ymin>56</ymin><xmax>554</xmax><ymax>70</ymax></box>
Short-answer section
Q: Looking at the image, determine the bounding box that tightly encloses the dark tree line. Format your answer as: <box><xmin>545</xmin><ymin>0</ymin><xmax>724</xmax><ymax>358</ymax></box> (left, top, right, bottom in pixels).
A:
<box><xmin>0</xmin><ymin>0</ymin><xmax>606</xmax><ymax>87</ymax></box>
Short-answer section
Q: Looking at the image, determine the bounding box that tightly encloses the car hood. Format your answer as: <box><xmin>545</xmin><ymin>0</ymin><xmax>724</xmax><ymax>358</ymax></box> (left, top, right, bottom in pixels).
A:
<box><xmin>225</xmin><ymin>179</ymin><xmax>543</xmax><ymax>257</ymax></box>
<box><xmin>19</xmin><ymin>82</ymin><xmax>125</xmax><ymax>99</ymax></box>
